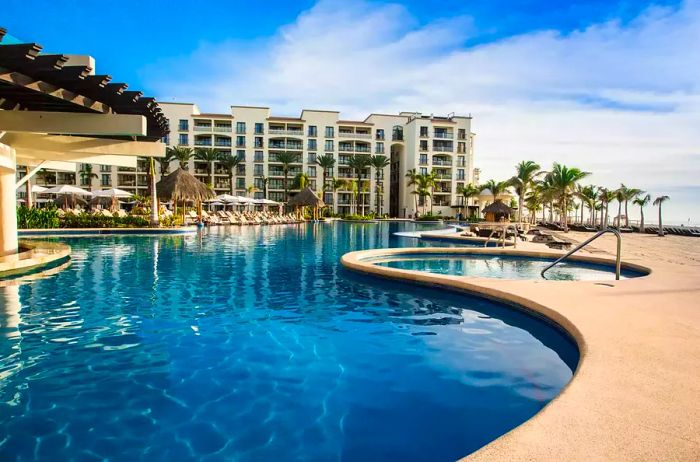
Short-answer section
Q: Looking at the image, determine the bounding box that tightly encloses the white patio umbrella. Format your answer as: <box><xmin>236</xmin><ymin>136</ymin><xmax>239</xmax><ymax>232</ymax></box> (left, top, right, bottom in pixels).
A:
<box><xmin>93</xmin><ymin>188</ymin><xmax>132</xmax><ymax>198</ymax></box>
<box><xmin>214</xmin><ymin>194</ymin><xmax>239</xmax><ymax>203</ymax></box>
<box><xmin>43</xmin><ymin>185</ymin><xmax>93</xmax><ymax>196</ymax></box>
<box><xmin>31</xmin><ymin>185</ymin><xmax>48</xmax><ymax>194</ymax></box>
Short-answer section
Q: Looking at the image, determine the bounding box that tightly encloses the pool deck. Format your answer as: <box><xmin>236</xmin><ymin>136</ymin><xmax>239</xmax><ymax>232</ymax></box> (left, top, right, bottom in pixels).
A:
<box><xmin>19</xmin><ymin>226</ymin><xmax>198</xmax><ymax>237</ymax></box>
<box><xmin>0</xmin><ymin>240</ymin><xmax>71</xmax><ymax>279</ymax></box>
<box><xmin>341</xmin><ymin>240</ymin><xmax>700</xmax><ymax>461</ymax></box>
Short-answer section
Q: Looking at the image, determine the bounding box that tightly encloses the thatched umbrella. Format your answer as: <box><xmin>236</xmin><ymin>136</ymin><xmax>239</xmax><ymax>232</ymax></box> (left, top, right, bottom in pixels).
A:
<box><xmin>288</xmin><ymin>187</ymin><xmax>325</xmax><ymax>220</ymax></box>
<box><xmin>156</xmin><ymin>168</ymin><xmax>214</xmax><ymax>222</ymax></box>
<box><xmin>482</xmin><ymin>199</ymin><xmax>514</xmax><ymax>222</ymax></box>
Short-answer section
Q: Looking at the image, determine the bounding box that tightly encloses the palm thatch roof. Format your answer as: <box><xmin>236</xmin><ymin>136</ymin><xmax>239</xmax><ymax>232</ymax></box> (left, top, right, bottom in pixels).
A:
<box><xmin>156</xmin><ymin>168</ymin><xmax>214</xmax><ymax>202</ymax></box>
<box><xmin>482</xmin><ymin>200</ymin><xmax>514</xmax><ymax>215</ymax></box>
<box><xmin>287</xmin><ymin>187</ymin><xmax>325</xmax><ymax>207</ymax></box>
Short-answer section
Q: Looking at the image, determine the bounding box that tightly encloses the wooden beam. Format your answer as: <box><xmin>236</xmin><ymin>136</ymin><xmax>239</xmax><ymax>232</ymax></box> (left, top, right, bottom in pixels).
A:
<box><xmin>0</xmin><ymin>110</ymin><xmax>147</xmax><ymax>136</ymax></box>
<box><xmin>5</xmin><ymin>133</ymin><xmax>165</xmax><ymax>157</ymax></box>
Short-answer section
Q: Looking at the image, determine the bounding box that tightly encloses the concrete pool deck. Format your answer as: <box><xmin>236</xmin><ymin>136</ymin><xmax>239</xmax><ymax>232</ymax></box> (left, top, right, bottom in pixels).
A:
<box><xmin>341</xmin><ymin>240</ymin><xmax>700</xmax><ymax>461</ymax></box>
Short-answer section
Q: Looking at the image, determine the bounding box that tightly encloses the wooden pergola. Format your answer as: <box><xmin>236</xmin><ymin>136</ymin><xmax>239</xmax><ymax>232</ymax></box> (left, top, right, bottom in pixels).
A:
<box><xmin>0</xmin><ymin>26</ymin><xmax>168</xmax><ymax>255</ymax></box>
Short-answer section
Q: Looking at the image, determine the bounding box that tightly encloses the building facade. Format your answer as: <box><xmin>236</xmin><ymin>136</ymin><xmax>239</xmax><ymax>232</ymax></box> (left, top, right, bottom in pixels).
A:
<box><xmin>19</xmin><ymin>103</ymin><xmax>477</xmax><ymax>217</ymax></box>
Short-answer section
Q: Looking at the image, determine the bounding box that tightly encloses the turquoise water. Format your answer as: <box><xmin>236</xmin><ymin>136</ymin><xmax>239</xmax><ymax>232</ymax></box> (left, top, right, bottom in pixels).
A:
<box><xmin>0</xmin><ymin>223</ymin><xmax>578</xmax><ymax>461</ymax></box>
<box><xmin>374</xmin><ymin>254</ymin><xmax>646</xmax><ymax>281</ymax></box>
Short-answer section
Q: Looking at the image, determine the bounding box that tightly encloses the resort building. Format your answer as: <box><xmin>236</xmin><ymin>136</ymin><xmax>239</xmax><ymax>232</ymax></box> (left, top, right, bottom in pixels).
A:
<box><xmin>20</xmin><ymin>102</ymin><xmax>477</xmax><ymax>217</ymax></box>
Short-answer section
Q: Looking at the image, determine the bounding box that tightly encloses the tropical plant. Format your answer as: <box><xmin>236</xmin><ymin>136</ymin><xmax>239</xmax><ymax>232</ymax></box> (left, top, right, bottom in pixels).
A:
<box><xmin>274</xmin><ymin>151</ymin><xmax>300</xmax><ymax>202</ymax></box>
<box><xmin>316</xmin><ymin>154</ymin><xmax>336</xmax><ymax>194</ymax></box>
<box><xmin>633</xmin><ymin>194</ymin><xmax>651</xmax><ymax>233</ymax></box>
<box><xmin>330</xmin><ymin>177</ymin><xmax>345</xmax><ymax>215</ymax></box>
<box><xmin>544</xmin><ymin>163</ymin><xmax>590</xmax><ymax>231</ymax></box>
<box><xmin>653</xmin><ymin>195</ymin><xmax>670</xmax><ymax>237</ymax></box>
<box><xmin>16</xmin><ymin>206</ymin><xmax>60</xmax><ymax>229</ymax></box>
<box><xmin>79</xmin><ymin>164</ymin><xmax>98</xmax><ymax>190</ymax></box>
<box><xmin>370</xmin><ymin>155</ymin><xmax>390</xmax><ymax>214</ymax></box>
<box><xmin>167</xmin><ymin>146</ymin><xmax>195</xmax><ymax>170</ymax></box>
<box><xmin>524</xmin><ymin>189</ymin><xmax>543</xmax><ymax>224</ymax></box>
<box><xmin>456</xmin><ymin>183</ymin><xmax>480</xmax><ymax>218</ymax></box>
<box><xmin>291</xmin><ymin>172</ymin><xmax>310</xmax><ymax>190</ymax></box>
<box><xmin>598</xmin><ymin>188</ymin><xmax>616</xmax><ymax>230</ymax></box>
<box><xmin>156</xmin><ymin>149</ymin><xmax>175</xmax><ymax>175</ymax></box>
<box><xmin>508</xmin><ymin>161</ymin><xmax>541</xmax><ymax>223</ymax></box>
<box><xmin>620</xmin><ymin>184</ymin><xmax>642</xmax><ymax>227</ymax></box>
<box><xmin>218</xmin><ymin>153</ymin><xmax>241</xmax><ymax>195</ymax></box>
<box><xmin>347</xmin><ymin>154</ymin><xmax>372</xmax><ymax>215</ymax></box>
<box><xmin>405</xmin><ymin>169</ymin><xmax>420</xmax><ymax>214</ymax></box>
<box><xmin>480</xmin><ymin>179</ymin><xmax>509</xmax><ymax>203</ymax></box>
<box><xmin>577</xmin><ymin>185</ymin><xmax>599</xmax><ymax>226</ymax></box>
<box><xmin>246</xmin><ymin>185</ymin><xmax>257</xmax><ymax>197</ymax></box>
<box><xmin>259</xmin><ymin>175</ymin><xmax>269</xmax><ymax>199</ymax></box>
<box><xmin>194</xmin><ymin>147</ymin><xmax>220</xmax><ymax>187</ymax></box>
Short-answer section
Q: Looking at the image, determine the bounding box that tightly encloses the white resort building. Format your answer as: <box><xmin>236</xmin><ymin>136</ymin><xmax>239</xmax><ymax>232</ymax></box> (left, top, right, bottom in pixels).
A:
<box><xmin>18</xmin><ymin>102</ymin><xmax>478</xmax><ymax>217</ymax></box>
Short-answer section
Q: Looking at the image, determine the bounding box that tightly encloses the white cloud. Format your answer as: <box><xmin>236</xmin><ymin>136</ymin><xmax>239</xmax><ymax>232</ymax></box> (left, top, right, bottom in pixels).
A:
<box><xmin>145</xmin><ymin>0</ymin><xmax>700</xmax><ymax>224</ymax></box>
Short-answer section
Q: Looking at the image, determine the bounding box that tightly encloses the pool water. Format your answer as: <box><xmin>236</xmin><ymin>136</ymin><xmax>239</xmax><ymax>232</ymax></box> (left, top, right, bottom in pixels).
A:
<box><xmin>0</xmin><ymin>222</ymin><xmax>578</xmax><ymax>461</ymax></box>
<box><xmin>374</xmin><ymin>253</ymin><xmax>645</xmax><ymax>281</ymax></box>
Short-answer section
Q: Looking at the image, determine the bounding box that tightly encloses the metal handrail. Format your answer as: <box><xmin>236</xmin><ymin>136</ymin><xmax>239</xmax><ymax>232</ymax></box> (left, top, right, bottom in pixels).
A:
<box><xmin>483</xmin><ymin>223</ymin><xmax>518</xmax><ymax>249</ymax></box>
<box><xmin>541</xmin><ymin>228</ymin><xmax>622</xmax><ymax>280</ymax></box>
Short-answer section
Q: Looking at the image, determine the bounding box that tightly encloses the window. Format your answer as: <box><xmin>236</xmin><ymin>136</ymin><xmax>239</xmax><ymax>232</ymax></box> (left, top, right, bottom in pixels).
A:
<box><xmin>457</xmin><ymin>169</ymin><xmax>465</xmax><ymax>180</ymax></box>
<box><xmin>254</xmin><ymin>123</ymin><xmax>264</xmax><ymax>134</ymax></box>
<box><xmin>458</xmin><ymin>142</ymin><xmax>466</xmax><ymax>153</ymax></box>
<box><xmin>254</xmin><ymin>151</ymin><xmax>264</xmax><ymax>162</ymax></box>
<box><xmin>80</xmin><ymin>175</ymin><xmax>90</xmax><ymax>186</ymax></box>
<box><xmin>178</xmin><ymin>119</ymin><xmax>188</xmax><ymax>131</ymax></box>
<box><xmin>254</xmin><ymin>137</ymin><xmax>263</xmax><ymax>148</ymax></box>
<box><xmin>308</xmin><ymin>139</ymin><xmax>317</xmax><ymax>150</ymax></box>
<box><xmin>236</xmin><ymin>150</ymin><xmax>246</xmax><ymax>161</ymax></box>
<box><xmin>419</xmin><ymin>140</ymin><xmax>428</xmax><ymax>151</ymax></box>
<box><xmin>420</xmin><ymin>126</ymin><xmax>429</xmax><ymax>137</ymax></box>
<box><xmin>101</xmin><ymin>174</ymin><xmax>111</xmax><ymax>186</ymax></box>
<box><xmin>254</xmin><ymin>164</ymin><xmax>264</xmax><ymax>176</ymax></box>
<box><xmin>324</xmin><ymin>140</ymin><xmax>334</xmax><ymax>151</ymax></box>
<box><xmin>457</xmin><ymin>156</ymin><xmax>466</xmax><ymax>167</ymax></box>
<box><xmin>161</xmin><ymin>135</ymin><xmax>170</xmax><ymax>144</ymax></box>
<box><xmin>236</xmin><ymin>122</ymin><xmax>246</xmax><ymax>134</ymax></box>
<box><xmin>458</xmin><ymin>128</ymin><xmax>466</xmax><ymax>139</ymax></box>
<box><xmin>236</xmin><ymin>178</ymin><xmax>246</xmax><ymax>189</ymax></box>
<box><xmin>100</xmin><ymin>165</ymin><xmax>112</xmax><ymax>172</ymax></box>
<box><xmin>308</xmin><ymin>125</ymin><xmax>317</xmax><ymax>137</ymax></box>
<box><xmin>236</xmin><ymin>136</ymin><xmax>246</xmax><ymax>148</ymax></box>
<box><xmin>419</xmin><ymin>154</ymin><xmax>428</xmax><ymax>165</ymax></box>
<box><xmin>236</xmin><ymin>165</ymin><xmax>246</xmax><ymax>175</ymax></box>
<box><xmin>308</xmin><ymin>153</ymin><xmax>317</xmax><ymax>163</ymax></box>
<box><xmin>178</xmin><ymin>134</ymin><xmax>189</xmax><ymax>145</ymax></box>
<box><xmin>376</xmin><ymin>129</ymin><xmax>384</xmax><ymax>140</ymax></box>
<box><xmin>307</xmin><ymin>166</ymin><xmax>317</xmax><ymax>177</ymax></box>
<box><xmin>325</xmin><ymin>126</ymin><xmax>334</xmax><ymax>138</ymax></box>
<box><xmin>254</xmin><ymin>191</ymin><xmax>264</xmax><ymax>200</ymax></box>
<box><xmin>375</xmin><ymin>142</ymin><xmax>384</xmax><ymax>154</ymax></box>
<box><xmin>419</xmin><ymin>167</ymin><xmax>428</xmax><ymax>175</ymax></box>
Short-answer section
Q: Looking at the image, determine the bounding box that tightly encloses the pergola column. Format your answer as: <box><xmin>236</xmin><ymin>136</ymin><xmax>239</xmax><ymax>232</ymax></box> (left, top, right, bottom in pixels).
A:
<box><xmin>0</xmin><ymin>143</ymin><xmax>18</xmax><ymax>256</ymax></box>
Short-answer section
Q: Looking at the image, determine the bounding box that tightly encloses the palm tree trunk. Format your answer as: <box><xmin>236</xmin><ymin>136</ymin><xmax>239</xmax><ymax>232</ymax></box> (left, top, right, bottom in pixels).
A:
<box><xmin>149</xmin><ymin>158</ymin><xmax>159</xmax><ymax>226</ymax></box>
<box><xmin>518</xmin><ymin>196</ymin><xmax>523</xmax><ymax>224</ymax></box>
<box><xmin>639</xmin><ymin>206</ymin><xmax>645</xmax><ymax>233</ymax></box>
<box><xmin>624</xmin><ymin>200</ymin><xmax>630</xmax><ymax>227</ymax></box>
<box><xmin>658</xmin><ymin>205</ymin><xmax>663</xmax><ymax>237</ymax></box>
<box><xmin>562</xmin><ymin>196</ymin><xmax>568</xmax><ymax>231</ymax></box>
<box><xmin>617</xmin><ymin>201</ymin><xmax>622</xmax><ymax>228</ymax></box>
<box><xmin>229</xmin><ymin>173</ymin><xmax>235</xmax><ymax>195</ymax></box>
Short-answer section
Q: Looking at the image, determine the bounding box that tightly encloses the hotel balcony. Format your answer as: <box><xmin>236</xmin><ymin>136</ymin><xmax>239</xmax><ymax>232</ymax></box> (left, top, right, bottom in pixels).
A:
<box><xmin>215</xmin><ymin>140</ymin><xmax>232</xmax><ymax>147</ymax></box>
<box><xmin>194</xmin><ymin>125</ymin><xmax>212</xmax><ymax>132</ymax></box>
<box><xmin>195</xmin><ymin>140</ymin><xmax>213</xmax><ymax>146</ymax></box>
<box><xmin>338</xmin><ymin>132</ymin><xmax>372</xmax><ymax>140</ymax></box>
<box><xmin>269</xmin><ymin>142</ymin><xmax>303</xmax><ymax>150</ymax></box>
<box><xmin>433</xmin><ymin>131</ymin><xmax>453</xmax><ymax>139</ymax></box>
<box><xmin>268</xmin><ymin>129</ymin><xmax>304</xmax><ymax>136</ymax></box>
<box><xmin>434</xmin><ymin>173</ymin><xmax>452</xmax><ymax>180</ymax></box>
<box><xmin>432</xmin><ymin>145</ymin><xmax>453</xmax><ymax>153</ymax></box>
<box><xmin>214</xmin><ymin>125</ymin><xmax>232</xmax><ymax>133</ymax></box>
<box><xmin>432</xmin><ymin>158</ymin><xmax>452</xmax><ymax>166</ymax></box>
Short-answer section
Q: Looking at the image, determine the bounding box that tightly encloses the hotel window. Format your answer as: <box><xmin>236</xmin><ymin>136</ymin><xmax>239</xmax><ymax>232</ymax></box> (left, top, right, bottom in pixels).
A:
<box><xmin>324</xmin><ymin>140</ymin><xmax>334</xmax><ymax>151</ymax></box>
<box><xmin>236</xmin><ymin>178</ymin><xmax>246</xmax><ymax>189</ymax></box>
<box><xmin>458</xmin><ymin>142</ymin><xmax>466</xmax><ymax>153</ymax></box>
<box><xmin>236</xmin><ymin>150</ymin><xmax>246</xmax><ymax>161</ymax></box>
<box><xmin>419</xmin><ymin>167</ymin><xmax>428</xmax><ymax>175</ymax></box>
<box><xmin>101</xmin><ymin>174</ymin><xmax>111</xmax><ymax>187</ymax></box>
<box><xmin>325</xmin><ymin>126</ymin><xmax>334</xmax><ymax>138</ymax></box>
<box><xmin>457</xmin><ymin>169</ymin><xmax>465</xmax><ymax>180</ymax></box>
<box><xmin>419</xmin><ymin>154</ymin><xmax>428</xmax><ymax>165</ymax></box>
<box><xmin>178</xmin><ymin>134</ymin><xmax>189</xmax><ymax>145</ymax></box>
<box><xmin>236</xmin><ymin>122</ymin><xmax>246</xmax><ymax>134</ymax></box>
<box><xmin>376</xmin><ymin>129</ymin><xmax>384</xmax><ymax>140</ymax></box>
<box><xmin>458</xmin><ymin>128</ymin><xmax>466</xmax><ymax>139</ymax></box>
<box><xmin>236</xmin><ymin>165</ymin><xmax>246</xmax><ymax>175</ymax></box>
<box><xmin>457</xmin><ymin>156</ymin><xmax>465</xmax><ymax>167</ymax></box>
<box><xmin>308</xmin><ymin>152</ymin><xmax>317</xmax><ymax>163</ymax></box>
<box><xmin>178</xmin><ymin>119</ymin><xmax>188</xmax><ymax>131</ymax></box>
<box><xmin>420</xmin><ymin>126</ymin><xmax>429</xmax><ymax>137</ymax></box>
<box><xmin>161</xmin><ymin>135</ymin><xmax>170</xmax><ymax>144</ymax></box>
<box><xmin>254</xmin><ymin>165</ymin><xmax>264</xmax><ymax>176</ymax></box>
<box><xmin>254</xmin><ymin>137</ymin><xmax>263</xmax><ymax>148</ymax></box>
<box><xmin>308</xmin><ymin>125</ymin><xmax>317</xmax><ymax>137</ymax></box>
<box><xmin>307</xmin><ymin>166</ymin><xmax>317</xmax><ymax>177</ymax></box>
<box><xmin>308</xmin><ymin>139</ymin><xmax>317</xmax><ymax>150</ymax></box>
<box><xmin>254</xmin><ymin>123</ymin><xmax>264</xmax><ymax>134</ymax></box>
<box><xmin>254</xmin><ymin>192</ymin><xmax>263</xmax><ymax>200</ymax></box>
<box><xmin>100</xmin><ymin>165</ymin><xmax>112</xmax><ymax>173</ymax></box>
<box><xmin>236</xmin><ymin>136</ymin><xmax>246</xmax><ymax>148</ymax></box>
<box><xmin>254</xmin><ymin>151</ymin><xmax>264</xmax><ymax>162</ymax></box>
<box><xmin>375</xmin><ymin>142</ymin><xmax>384</xmax><ymax>154</ymax></box>
<box><xmin>419</xmin><ymin>140</ymin><xmax>428</xmax><ymax>151</ymax></box>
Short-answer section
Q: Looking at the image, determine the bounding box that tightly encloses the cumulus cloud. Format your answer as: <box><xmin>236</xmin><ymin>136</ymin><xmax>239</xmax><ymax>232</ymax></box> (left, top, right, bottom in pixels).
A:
<box><xmin>145</xmin><ymin>0</ymin><xmax>700</xmax><ymax>223</ymax></box>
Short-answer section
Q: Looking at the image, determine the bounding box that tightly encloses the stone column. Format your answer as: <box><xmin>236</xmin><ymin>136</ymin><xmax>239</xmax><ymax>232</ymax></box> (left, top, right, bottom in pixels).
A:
<box><xmin>0</xmin><ymin>143</ymin><xmax>18</xmax><ymax>256</ymax></box>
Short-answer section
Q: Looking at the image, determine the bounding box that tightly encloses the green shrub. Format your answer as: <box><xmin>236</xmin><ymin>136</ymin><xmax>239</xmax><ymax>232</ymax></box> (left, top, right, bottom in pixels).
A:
<box><xmin>59</xmin><ymin>213</ymin><xmax>149</xmax><ymax>229</ymax></box>
<box><xmin>17</xmin><ymin>206</ymin><xmax>60</xmax><ymax>229</ymax></box>
<box><xmin>343</xmin><ymin>214</ymin><xmax>375</xmax><ymax>221</ymax></box>
<box><xmin>415</xmin><ymin>212</ymin><xmax>443</xmax><ymax>221</ymax></box>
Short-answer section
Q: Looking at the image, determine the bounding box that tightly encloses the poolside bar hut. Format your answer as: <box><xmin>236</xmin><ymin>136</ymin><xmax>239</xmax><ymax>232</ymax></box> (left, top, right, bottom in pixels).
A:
<box><xmin>156</xmin><ymin>168</ymin><xmax>214</xmax><ymax>221</ymax></box>
<box><xmin>287</xmin><ymin>187</ymin><xmax>325</xmax><ymax>220</ymax></box>
<box><xmin>0</xmin><ymin>26</ymin><xmax>168</xmax><ymax>255</ymax></box>
<box><xmin>482</xmin><ymin>200</ymin><xmax>514</xmax><ymax>222</ymax></box>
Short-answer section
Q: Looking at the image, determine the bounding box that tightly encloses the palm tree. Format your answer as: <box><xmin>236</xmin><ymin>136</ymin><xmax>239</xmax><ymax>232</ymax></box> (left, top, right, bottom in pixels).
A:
<box><xmin>633</xmin><ymin>194</ymin><xmax>651</xmax><ymax>233</ymax></box>
<box><xmin>544</xmin><ymin>163</ymin><xmax>590</xmax><ymax>231</ymax></box>
<box><xmin>405</xmin><ymin>169</ymin><xmax>419</xmax><ymax>215</ymax></box>
<box><xmin>370</xmin><ymin>155</ymin><xmax>390</xmax><ymax>214</ymax></box>
<box><xmin>577</xmin><ymin>185</ymin><xmax>599</xmax><ymax>226</ymax></box>
<box><xmin>598</xmin><ymin>188</ymin><xmax>616</xmax><ymax>230</ymax></box>
<box><xmin>259</xmin><ymin>175</ymin><xmax>269</xmax><ymax>199</ymax></box>
<box><xmin>480</xmin><ymin>179</ymin><xmax>509</xmax><ymax>203</ymax></box>
<box><xmin>414</xmin><ymin>173</ymin><xmax>435</xmax><ymax>214</ymax></box>
<box><xmin>291</xmin><ymin>172</ymin><xmax>310</xmax><ymax>190</ymax></box>
<box><xmin>246</xmin><ymin>185</ymin><xmax>257</xmax><ymax>197</ymax></box>
<box><xmin>156</xmin><ymin>149</ymin><xmax>175</xmax><ymax>175</ymax></box>
<box><xmin>621</xmin><ymin>185</ymin><xmax>642</xmax><ymax>227</ymax></box>
<box><xmin>218</xmin><ymin>153</ymin><xmax>241</xmax><ymax>195</ymax></box>
<box><xmin>457</xmin><ymin>183</ymin><xmax>480</xmax><ymax>218</ymax></box>
<box><xmin>274</xmin><ymin>151</ymin><xmax>299</xmax><ymax>202</ymax></box>
<box><xmin>194</xmin><ymin>147</ymin><xmax>220</xmax><ymax>187</ymax></box>
<box><xmin>79</xmin><ymin>164</ymin><xmax>98</xmax><ymax>191</ymax></box>
<box><xmin>347</xmin><ymin>154</ymin><xmax>372</xmax><ymax>215</ymax></box>
<box><xmin>509</xmin><ymin>161</ymin><xmax>541</xmax><ymax>223</ymax></box>
<box><xmin>524</xmin><ymin>189</ymin><xmax>543</xmax><ymax>224</ymax></box>
<box><xmin>653</xmin><ymin>195</ymin><xmax>670</xmax><ymax>236</ymax></box>
<box><xmin>167</xmin><ymin>146</ymin><xmax>195</xmax><ymax>170</ymax></box>
<box><xmin>316</xmin><ymin>154</ymin><xmax>336</xmax><ymax>194</ymax></box>
<box><xmin>329</xmin><ymin>177</ymin><xmax>345</xmax><ymax>215</ymax></box>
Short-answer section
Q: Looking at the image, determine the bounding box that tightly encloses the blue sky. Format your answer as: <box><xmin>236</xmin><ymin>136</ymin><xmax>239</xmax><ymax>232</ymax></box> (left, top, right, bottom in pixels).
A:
<box><xmin>3</xmin><ymin>0</ymin><xmax>699</xmax><ymax>223</ymax></box>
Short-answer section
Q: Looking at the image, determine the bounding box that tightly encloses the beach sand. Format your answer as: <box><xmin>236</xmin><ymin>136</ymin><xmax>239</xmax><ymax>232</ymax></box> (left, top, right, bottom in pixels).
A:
<box><xmin>554</xmin><ymin>230</ymin><xmax>700</xmax><ymax>267</ymax></box>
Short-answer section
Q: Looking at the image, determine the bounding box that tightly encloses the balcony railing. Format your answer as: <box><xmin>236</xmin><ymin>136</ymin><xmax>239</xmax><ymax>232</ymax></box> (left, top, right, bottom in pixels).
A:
<box><xmin>434</xmin><ymin>174</ymin><xmax>452</xmax><ymax>179</ymax></box>
<box><xmin>214</xmin><ymin>126</ymin><xmax>232</xmax><ymax>132</ymax></box>
<box><xmin>215</xmin><ymin>141</ymin><xmax>232</xmax><ymax>147</ymax></box>
<box><xmin>432</xmin><ymin>159</ymin><xmax>452</xmax><ymax>166</ymax></box>
<box><xmin>194</xmin><ymin>126</ymin><xmax>212</xmax><ymax>132</ymax></box>
<box><xmin>432</xmin><ymin>146</ymin><xmax>453</xmax><ymax>152</ymax></box>
<box><xmin>194</xmin><ymin>140</ymin><xmax>212</xmax><ymax>146</ymax></box>
<box><xmin>434</xmin><ymin>132</ymin><xmax>453</xmax><ymax>139</ymax></box>
<box><xmin>268</xmin><ymin>129</ymin><xmax>304</xmax><ymax>136</ymax></box>
<box><xmin>269</xmin><ymin>142</ymin><xmax>303</xmax><ymax>150</ymax></box>
<box><xmin>268</xmin><ymin>156</ymin><xmax>301</xmax><ymax>163</ymax></box>
<box><xmin>338</xmin><ymin>132</ymin><xmax>372</xmax><ymax>140</ymax></box>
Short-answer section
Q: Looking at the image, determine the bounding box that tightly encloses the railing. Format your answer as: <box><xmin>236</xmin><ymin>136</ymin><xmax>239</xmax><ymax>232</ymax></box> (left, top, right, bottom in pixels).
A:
<box><xmin>541</xmin><ymin>228</ymin><xmax>622</xmax><ymax>280</ymax></box>
<box><xmin>484</xmin><ymin>223</ymin><xmax>519</xmax><ymax>249</ymax></box>
<box><xmin>433</xmin><ymin>146</ymin><xmax>454</xmax><ymax>152</ymax></box>
<box><xmin>434</xmin><ymin>132</ymin><xmax>453</xmax><ymax>139</ymax></box>
<box><xmin>338</xmin><ymin>132</ymin><xmax>372</xmax><ymax>139</ymax></box>
<box><xmin>432</xmin><ymin>159</ymin><xmax>452</xmax><ymax>166</ymax></box>
<box><xmin>268</xmin><ymin>129</ymin><xmax>304</xmax><ymax>136</ymax></box>
<box><xmin>194</xmin><ymin>126</ymin><xmax>212</xmax><ymax>132</ymax></box>
<box><xmin>194</xmin><ymin>141</ymin><xmax>212</xmax><ymax>146</ymax></box>
<box><xmin>214</xmin><ymin>126</ymin><xmax>232</xmax><ymax>132</ymax></box>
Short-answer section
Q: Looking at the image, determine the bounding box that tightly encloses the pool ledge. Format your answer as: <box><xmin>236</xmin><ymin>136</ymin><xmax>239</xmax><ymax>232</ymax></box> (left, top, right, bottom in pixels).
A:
<box><xmin>19</xmin><ymin>226</ymin><xmax>198</xmax><ymax>237</ymax></box>
<box><xmin>0</xmin><ymin>240</ymin><xmax>71</xmax><ymax>280</ymax></box>
<box><xmin>341</xmin><ymin>247</ymin><xmax>700</xmax><ymax>461</ymax></box>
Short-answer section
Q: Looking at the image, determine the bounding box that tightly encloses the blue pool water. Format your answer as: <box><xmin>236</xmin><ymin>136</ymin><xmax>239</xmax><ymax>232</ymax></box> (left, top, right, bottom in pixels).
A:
<box><xmin>0</xmin><ymin>222</ymin><xmax>578</xmax><ymax>461</ymax></box>
<box><xmin>373</xmin><ymin>253</ymin><xmax>646</xmax><ymax>281</ymax></box>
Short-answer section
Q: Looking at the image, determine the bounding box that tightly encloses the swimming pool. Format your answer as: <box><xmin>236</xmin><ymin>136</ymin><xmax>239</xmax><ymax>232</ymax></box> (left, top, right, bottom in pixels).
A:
<box><xmin>372</xmin><ymin>253</ymin><xmax>647</xmax><ymax>281</ymax></box>
<box><xmin>0</xmin><ymin>222</ymin><xmax>578</xmax><ymax>461</ymax></box>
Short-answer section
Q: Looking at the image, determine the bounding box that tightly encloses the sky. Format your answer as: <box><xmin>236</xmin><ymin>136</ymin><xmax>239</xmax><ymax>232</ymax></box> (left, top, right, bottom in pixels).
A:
<box><xmin>3</xmin><ymin>0</ymin><xmax>700</xmax><ymax>224</ymax></box>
